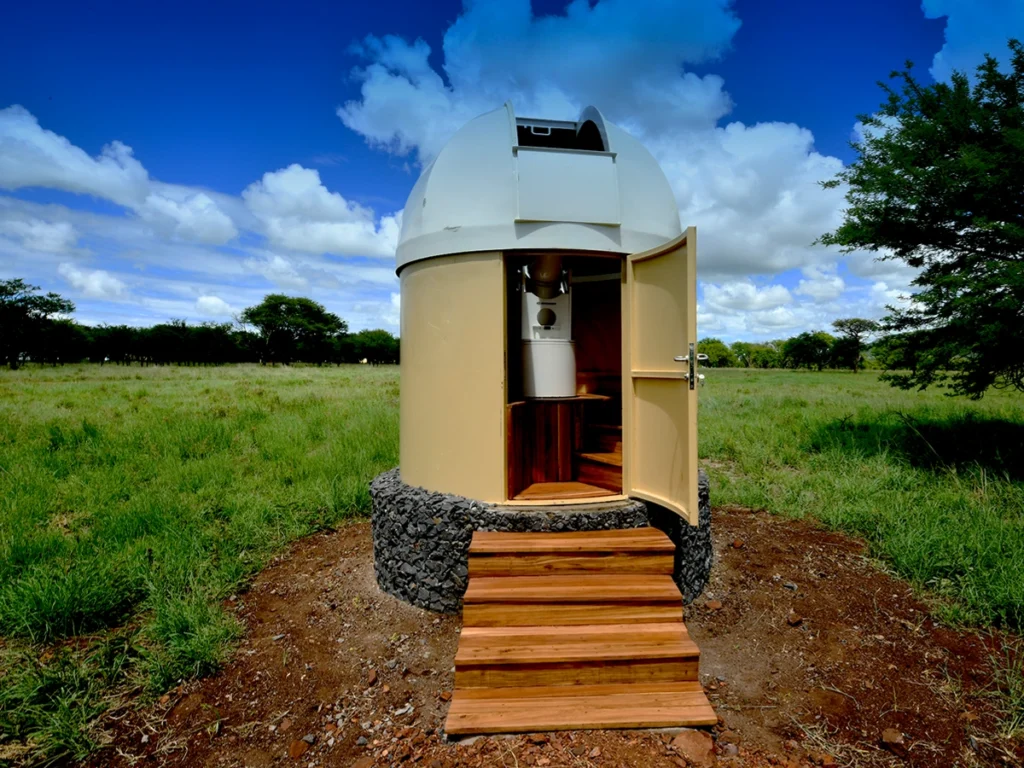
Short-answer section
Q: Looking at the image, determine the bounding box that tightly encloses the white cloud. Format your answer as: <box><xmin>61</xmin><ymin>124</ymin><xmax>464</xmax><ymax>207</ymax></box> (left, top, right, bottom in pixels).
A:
<box><xmin>385</xmin><ymin>292</ymin><xmax>400</xmax><ymax>326</ymax></box>
<box><xmin>243</xmin><ymin>252</ymin><xmax>310</xmax><ymax>290</ymax></box>
<box><xmin>750</xmin><ymin>306</ymin><xmax>798</xmax><ymax>329</ymax></box>
<box><xmin>703</xmin><ymin>280</ymin><xmax>792</xmax><ymax>312</ymax></box>
<box><xmin>0</xmin><ymin>105</ymin><xmax>150</xmax><ymax>207</ymax></box>
<box><xmin>795</xmin><ymin>265</ymin><xmax>845</xmax><ymax>302</ymax></box>
<box><xmin>923</xmin><ymin>0</ymin><xmax>1024</xmax><ymax>82</ymax></box>
<box><xmin>195</xmin><ymin>295</ymin><xmax>235</xmax><ymax>317</ymax></box>
<box><xmin>337</xmin><ymin>0</ymin><xmax>852</xmax><ymax>319</ymax></box>
<box><xmin>242</xmin><ymin>164</ymin><xmax>399</xmax><ymax>257</ymax></box>
<box><xmin>57</xmin><ymin>262</ymin><xmax>127</xmax><ymax>299</ymax></box>
<box><xmin>0</xmin><ymin>217</ymin><xmax>77</xmax><ymax>252</ymax></box>
<box><xmin>140</xmin><ymin>189</ymin><xmax>238</xmax><ymax>244</ymax></box>
<box><xmin>338</xmin><ymin>0</ymin><xmax>740</xmax><ymax>164</ymax></box>
<box><xmin>0</xmin><ymin>105</ymin><xmax>238</xmax><ymax>246</ymax></box>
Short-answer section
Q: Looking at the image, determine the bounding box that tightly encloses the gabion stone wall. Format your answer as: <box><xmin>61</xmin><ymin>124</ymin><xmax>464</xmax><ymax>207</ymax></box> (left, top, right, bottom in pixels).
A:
<box><xmin>369</xmin><ymin>468</ymin><xmax>712</xmax><ymax>613</ymax></box>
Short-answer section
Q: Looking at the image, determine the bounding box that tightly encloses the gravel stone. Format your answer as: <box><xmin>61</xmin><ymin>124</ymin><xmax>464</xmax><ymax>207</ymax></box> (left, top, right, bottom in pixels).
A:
<box><xmin>369</xmin><ymin>468</ymin><xmax>713</xmax><ymax>612</ymax></box>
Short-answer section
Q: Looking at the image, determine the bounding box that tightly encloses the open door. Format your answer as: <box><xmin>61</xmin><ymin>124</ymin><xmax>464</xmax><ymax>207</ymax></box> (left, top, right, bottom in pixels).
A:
<box><xmin>622</xmin><ymin>227</ymin><xmax>699</xmax><ymax>524</ymax></box>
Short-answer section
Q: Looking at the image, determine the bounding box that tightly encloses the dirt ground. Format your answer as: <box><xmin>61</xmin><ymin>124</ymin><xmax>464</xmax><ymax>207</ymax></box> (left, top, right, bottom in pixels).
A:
<box><xmin>88</xmin><ymin>508</ymin><xmax>1022</xmax><ymax>768</ymax></box>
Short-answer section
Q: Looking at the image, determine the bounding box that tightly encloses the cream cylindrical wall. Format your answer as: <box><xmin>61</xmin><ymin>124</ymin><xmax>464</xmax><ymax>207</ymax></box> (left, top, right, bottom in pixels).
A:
<box><xmin>398</xmin><ymin>252</ymin><xmax>507</xmax><ymax>502</ymax></box>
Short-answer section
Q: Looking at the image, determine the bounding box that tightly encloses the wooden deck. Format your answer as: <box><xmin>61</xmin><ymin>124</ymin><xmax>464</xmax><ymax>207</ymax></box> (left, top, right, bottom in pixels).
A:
<box><xmin>445</xmin><ymin>527</ymin><xmax>716</xmax><ymax>735</ymax></box>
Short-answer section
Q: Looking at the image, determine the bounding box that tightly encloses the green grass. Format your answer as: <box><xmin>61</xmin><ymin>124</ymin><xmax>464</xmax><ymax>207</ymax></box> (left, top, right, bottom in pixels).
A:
<box><xmin>0</xmin><ymin>364</ymin><xmax>398</xmax><ymax>763</ymax></box>
<box><xmin>700</xmin><ymin>368</ymin><xmax>1024</xmax><ymax>629</ymax></box>
<box><xmin>0</xmin><ymin>363</ymin><xmax>1021</xmax><ymax>763</ymax></box>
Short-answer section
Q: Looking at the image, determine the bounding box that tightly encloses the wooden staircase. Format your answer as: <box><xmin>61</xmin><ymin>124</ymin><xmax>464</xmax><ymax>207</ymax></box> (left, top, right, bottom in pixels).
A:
<box><xmin>575</xmin><ymin>423</ymin><xmax>623</xmax><ymax>493</ymax></box>
<box><xmin>445</xmin><ymin>527</ymin><xmax>716</xmax><ymax>735</ymax></box>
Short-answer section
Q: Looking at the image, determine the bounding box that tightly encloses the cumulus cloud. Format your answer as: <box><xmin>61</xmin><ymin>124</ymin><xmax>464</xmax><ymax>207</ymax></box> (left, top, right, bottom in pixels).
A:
<box><xmin>243</xmin><ymin>164</ymin><xmax>400</xmax><ymax>257</ymax></box>
<box><xmin>337</xmin><ymin>0</ymin><xmax>864</xmax><ymax>335</ymax></box>
<box><xmin>0</xmin><ymin>105</ymin><xmax>149</xmax><ymax>207</ymax></box>
<box><xmin>795</xmin><ymin>265</ymin><xmax>845</xmax><ymax>302</ymax></box>
<box><xmin>140</xmin><ymin>190</ymin><xmax>238</xmax><ymax>244</ymax></box>
<box><xmin>243</xmin><ymin>252</ymin><xmax>310</xmax><ymax>290</ymax></box>
<box><xmin>703</xmin><ymin>281</ymin><xmax>792</xmax><ymax>312</ymax></box>
<box><xmin>57</xmin><ymin>262</ymin><xmax>127</xmax><ymax>299</ymax></box>
<box><xmin>338</xmin><ymin>0</ymin><xmax>740</xmax><ymax>163</ymax></box>
<box><xmin>923</xmin><ymin>0</ymin><xmax>1024</xmax><ymax>82</ymax></box>
<box><xmin>0</xmin><ymin>217</ymin><xmax>77</xmax><ymax>252</ymax></box>
<box><xmin>195</xmin><ymin>295</ymin><xmax>235</xmax><ymax>317</ymax></box>
<box><xmin>0</xmin><ymin>105</ymin><xmax>237</xmax><ymax>245</ymax></box>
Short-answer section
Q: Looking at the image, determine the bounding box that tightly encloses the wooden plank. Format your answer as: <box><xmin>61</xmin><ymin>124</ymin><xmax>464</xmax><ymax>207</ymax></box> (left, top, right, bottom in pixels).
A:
<box><xmin>460</xmin><ymin>622</ymin><xmax>689</xmax><ymax>639</ymax></box>
<box><xmin>451</xmin><ymin>681</ymin><xmax>703</xmax><ymax>700</ymax></box>
<box><xmin>445</xmin><ymin>683</ymin><xmax>716</xmax><ymax>734</ymax></box>
<box><xmin>468</xmin><ymin>552</ymin><xmax>672</xmax><ymax>577</ymax></box>
<box><xmin>462</xmin><ymin>574</ymin><xmax>681</xmax><ymax>604</ymax></box>
<box><xmin>592</xmin><ymin>433</ymin><xmax>623</xmax><ymax>453</ymax></box>
<box><xmin>455</xmin><ymin>627</ymin><xmax>699</xmax><ymax>665</ymax></box>
<box><xmin>512</xmin><ymin>481</ymin><xmax>616</xmax><ymax>500</ymax></box>
<box><xmin>577</xmin><ymin>451</ymin><xmax>623</xmax><ymax>467</ymax></box>
<box><xmin>576</xmin><ymin>456</ymin><xmax>623</xmax><ymax>493</ymax></box>
<box><xmin>456</xmin><ymin>657</ymin><xmax>698</xmax><ymax>689</ymax></box>
<box><xmin>469</xmin><ymin>527</ymin><xmax>674</xmax><ymax>554</ymax></box>
<box><xmin>462</xmin><ymin>601</ymin><xmax>682</xmax><ymax>627</ymax></box>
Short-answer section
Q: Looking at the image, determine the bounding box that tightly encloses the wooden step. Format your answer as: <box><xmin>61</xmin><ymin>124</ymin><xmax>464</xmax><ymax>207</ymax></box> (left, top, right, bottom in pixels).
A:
<box><xmin>464</xmin><ymin>574</ymin><xmax>681</xmax><ymax>603</ymax></box>
<box><xmin>587</xmin><ymin>424</ymin><xmax>623</xmax><ymax>454</ymax></box>
<box><xmin>469</xmin><ymin>528</ymin><xmax>674</xmax><ymax>576</ymax></box>
<box><xmin>445</xmin><ymin>682</ymin><xmax>717</xmax><ymax>735</ymax></box>
<box><xmin>455</xmin><ymin>623</ymin><xmax>699</xmax><ymax>688</ymax></box>
<box><xmin>576</xmin><ymin>451</ymin><xmax>623</xmax><ymax>467</ymax></box>
<box><xmin>462</xmin><ymin>574</ymin><xmax>682</xmax><ymax>626</ymax></box>
<box><xmin>576</xmin><ymin>453</ymin><xmax>623</xmax><ymax>493</ymax></box>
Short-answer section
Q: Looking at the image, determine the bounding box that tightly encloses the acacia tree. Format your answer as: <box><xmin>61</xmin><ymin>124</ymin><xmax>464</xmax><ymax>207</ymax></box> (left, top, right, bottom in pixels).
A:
<box><xmin>0</xmin><ymin>279</ymin><xmax>75</xmax><ymax>369</ymax></box>
<box><xmin>820</xmin><ymin>40</ymin><xmax>1024</xmax><ymax>398</ymax></box>
<box><xmin>831</xmin><ymin>318</ymin><xmax>880</xmax><ymax>372</ymax></box>
<box><xmin>240</xmin><ymin>294</ymin><xmax>347</xmax><ymax>365</ymax></box>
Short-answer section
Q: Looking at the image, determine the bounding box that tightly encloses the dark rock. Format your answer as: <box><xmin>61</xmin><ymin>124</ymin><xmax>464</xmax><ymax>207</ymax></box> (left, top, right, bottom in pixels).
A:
<box><xmin>881</xmin><ymin>728</ymin><xmax>907</xmax><ymax>757</ymax></box>
<box><xmin>671</xmin><ymin>730</ymin><xmax>714</xmax><ymax>767</ymax></box>
<box><xmin>369</xmin><ymin>468</ymin><xmax>712</xmax><ymax>613</ymax></box>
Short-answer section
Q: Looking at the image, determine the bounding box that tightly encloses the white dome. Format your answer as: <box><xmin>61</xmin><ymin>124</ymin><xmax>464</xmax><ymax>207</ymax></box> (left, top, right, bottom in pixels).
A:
<box><xmin>395</xmin><ymin>103</ymin><xmax>681</xmax><ymax>271</ymax></box>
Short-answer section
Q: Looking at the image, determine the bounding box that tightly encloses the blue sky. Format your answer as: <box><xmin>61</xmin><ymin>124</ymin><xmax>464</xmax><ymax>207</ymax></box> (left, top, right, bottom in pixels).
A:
<box><xmin>0</xmin><ymin>0</ymin><xmax>1021</xmax><ymax>338</ymax></box>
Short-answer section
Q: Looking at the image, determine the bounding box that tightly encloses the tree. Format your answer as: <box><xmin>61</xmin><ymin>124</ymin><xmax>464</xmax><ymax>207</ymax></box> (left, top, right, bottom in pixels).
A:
<box><xmin>820</xmin><ymin>40</ymin><xmax>1024</xmax><ymax>398</ymax></box>
<box><xmin>350</xmin><ymin>329</ymin><xmax>400</xmax><ymax>365</ymax></box>
<box><xmin>783</xmin><ymin>331</ymin><xmax>834</xmax><ymax>371</ymax></box>
<box><xmin>831</xmin><ymin>318</ymin><xmax>880</xmax><ymax>372</ymax></box>
<box><xmin>730</xmin><ymin>341</ymin><xmax>754</xmax><ymax>367</ymax></box>
<box><xmin>749</xmin><ymin>344</ymin><xmax>782</xmax><ymax>369</ymax></box>
<box><xmin>240</xmin><ymin>295</ymin><xmax>347</xmax><ymax>365</ymax></box>
<box><xmin>697</xmin><ymin>337</ymin><xmax>736</xmax><ymax>368</ymax></box>
<box><xmin>0</xmin><ymin>279</ymin><xmax>75</xmax><ymax>369</ymax></box>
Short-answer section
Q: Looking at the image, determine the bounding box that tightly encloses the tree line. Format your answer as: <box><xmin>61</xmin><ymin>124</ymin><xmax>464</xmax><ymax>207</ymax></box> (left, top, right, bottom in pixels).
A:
<box><xmin>699</xmin><ymin>318</ymin><xmax>884</xmax><ymax>372</ymax></box>
<box><xmin>0</xmin><ymin>279</ymin><xmax>399</xmax><ymax>368</ymax></box>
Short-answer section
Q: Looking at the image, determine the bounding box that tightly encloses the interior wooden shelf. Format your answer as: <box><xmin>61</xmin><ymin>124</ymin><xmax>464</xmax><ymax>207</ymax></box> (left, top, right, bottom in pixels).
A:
<box><xmin>507</xmin><ymin>393</ymin><xmax>612</xmax><ymax>408</ymax></box>
<box><xmin>577</xmin><ymin>451</ymin><xmax>623</xmax><ymax>467</ymax></box>
<box><xmin>512</xmin><ymin>481</ymin><xmax>618</xmax><ymax>501</ymax></box>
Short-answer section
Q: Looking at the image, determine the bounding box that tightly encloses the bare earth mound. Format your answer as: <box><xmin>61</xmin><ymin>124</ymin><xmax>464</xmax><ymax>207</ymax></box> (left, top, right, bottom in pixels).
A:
<box><xmin>89</xmin><ymin>509</ymin><xmax>1022</xmax><ymax>767</ymax></box>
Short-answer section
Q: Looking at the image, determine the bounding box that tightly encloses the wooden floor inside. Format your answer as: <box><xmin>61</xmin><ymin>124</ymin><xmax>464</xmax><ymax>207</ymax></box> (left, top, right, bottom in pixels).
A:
<box><xmin>445</xmin><ymin>527</ymin><xmax>716</xmax><ymax>735</ymax></box>
<box><xmin>512</xmin><ymin>481</ymin><xmax>617</xmax><ymax>501</ymax></box>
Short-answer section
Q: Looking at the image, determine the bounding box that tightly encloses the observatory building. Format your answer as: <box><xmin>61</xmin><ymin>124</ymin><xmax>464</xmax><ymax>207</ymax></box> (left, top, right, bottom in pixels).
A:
<box><xmin>371</xmin><ymin>102</ymin><xmax>709</xmax><ymax>615</ymax></box>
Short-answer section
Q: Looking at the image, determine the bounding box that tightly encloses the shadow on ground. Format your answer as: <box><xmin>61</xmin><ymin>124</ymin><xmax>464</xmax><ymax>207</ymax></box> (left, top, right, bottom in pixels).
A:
<box><xmin>808</xmin><ymin>410</ymin><xmax>1024</xmax><ymax>482</ymax></box>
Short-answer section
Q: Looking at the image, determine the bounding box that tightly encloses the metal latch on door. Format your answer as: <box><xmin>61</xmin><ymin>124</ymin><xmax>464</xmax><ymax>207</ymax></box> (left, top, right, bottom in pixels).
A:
<box><xmin>674</xmin><ymin>343</ymin><xmax>708</xmax><ymax>389</ymax></box>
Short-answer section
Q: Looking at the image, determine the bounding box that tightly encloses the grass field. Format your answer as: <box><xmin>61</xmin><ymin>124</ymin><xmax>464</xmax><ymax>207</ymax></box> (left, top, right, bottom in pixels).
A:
<box><xmin>0</xmin><ymin>363</ymin><xmax>1021</xmax><ymax>762</ymax></box>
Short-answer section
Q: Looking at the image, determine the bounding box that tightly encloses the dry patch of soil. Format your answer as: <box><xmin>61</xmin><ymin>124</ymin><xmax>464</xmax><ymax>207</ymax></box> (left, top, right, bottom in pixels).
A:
<box><xmin>89</xmin><ymin>509</ymin><xmax>1022</xmax><ymax>768</ymax></box>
